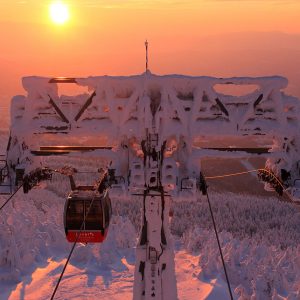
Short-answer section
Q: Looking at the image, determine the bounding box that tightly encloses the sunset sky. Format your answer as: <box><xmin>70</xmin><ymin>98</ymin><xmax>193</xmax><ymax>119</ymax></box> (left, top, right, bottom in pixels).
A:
<box><xmin>0</xmin><ymin>0</ymin><xmax>299</xmax><ymax>107</ymax></box>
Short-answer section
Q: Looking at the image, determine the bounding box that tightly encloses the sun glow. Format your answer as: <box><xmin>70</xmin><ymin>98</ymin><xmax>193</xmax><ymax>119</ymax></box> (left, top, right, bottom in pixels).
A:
<box><xmin>50</xmin><ymin>1</ymin><xmax>69</xmax><ymax>25</ymax></box>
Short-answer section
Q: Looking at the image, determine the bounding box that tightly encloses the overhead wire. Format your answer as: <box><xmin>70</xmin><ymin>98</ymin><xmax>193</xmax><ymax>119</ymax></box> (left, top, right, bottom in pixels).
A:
<box><xmin>0</xmin><ymin>167</ymin><xmax>64</xmax><ymax>214</ymax></box>
<box><xmin>50</xmin><ymin>188</ymin><xmax>102</xmax><ymax>299</ymax></box>
<box><xmin>201</xmin><ymin>166</ymin><xmax>297</xmax><ymax>299</ymax></box>
<box><xmin>205</xmin><ymin>168</ymin><xmax>294</xmax><ymax>202</ymax></box>
<box><xmin>0</xmin><ymin>184</ymin><xmax>23</xmax><ymax>212</ymax></box>
<box><xmin>0</xmin><ymin>165</ymin><xmax>295</xmax><ymax>299</ymax></box>
<box><xmin>0</xmin><ymin>166</ymin><xmax>104</xmax><ymax>299</ymax></box>
<box><xmin>205</xmin><ymin>169</ymin><xmax>260</xmax><ymax>179</ymax></box>
<box><xmin>0</xmin><ymin>165</ymin><xmax>56</xmax><ymax>214</ymax></box>
<box><xmin>202</xmin><ymin>174</ymin><xmax>234</xmax><ymax>300</ymax></box>
<box><xmin>48</xmin><ymin>167</ymin><xmax>293</xmax><ymax>299</ymax></box>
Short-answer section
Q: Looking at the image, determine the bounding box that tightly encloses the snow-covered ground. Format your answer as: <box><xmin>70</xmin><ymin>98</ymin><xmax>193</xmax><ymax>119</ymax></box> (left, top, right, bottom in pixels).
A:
<box><xmin>1</xmin><ymin>177</ymin><xmax>300</xmax><ymax>299</ymax></box>
<box><xmin>0</xmin><ymin>120</ymin><xmax>300</xmax><ymax>299</ymax></box>
<box><xmin>0</xmin><ymin>185</ymin><xmax>229</xmax><ymax>300</ymax></box>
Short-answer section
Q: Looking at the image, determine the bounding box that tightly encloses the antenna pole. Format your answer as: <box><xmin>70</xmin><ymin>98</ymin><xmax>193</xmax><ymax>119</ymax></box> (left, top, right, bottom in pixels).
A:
<box><xmin>145</xmin><ymin>40</ymin><xmax>149</xmax><ymax>72</ymax></box>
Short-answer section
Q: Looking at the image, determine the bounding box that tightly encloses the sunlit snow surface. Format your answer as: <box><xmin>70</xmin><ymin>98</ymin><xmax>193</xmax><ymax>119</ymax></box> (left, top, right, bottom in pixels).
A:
<box><xmin>1</xmin><ymin>100</ymin><xmax>300</xmax><ymax>300</ymax></box>
<box><xmin>4</xmin><ymin>246</ymin><xmax>228</xmax><ymax>300</ymax></box>
<box><xmin>1</xmin><ymin>178</ymin><xmax>300</xmax><ymax>299</ymax></box>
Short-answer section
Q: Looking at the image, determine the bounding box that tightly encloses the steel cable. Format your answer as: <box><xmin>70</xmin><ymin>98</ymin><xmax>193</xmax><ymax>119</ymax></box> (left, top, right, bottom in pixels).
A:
<box><xmin>202</xmin><ymin>167</ymin><xmax>295</xmax><ymax>299</ymax></box>
<box><xmin>50</xmin><ymin>192</ymin><xmax>98</xmax><ymax>300</ymax></box>
<box><xmin>0</xmin><ymin>184</ymin><xmax>23</xmax><ymax>212</ymax></box>
<box><xmin>205</xmin><ymin>168</ymin><xmax>294</xmax><ymax>202</ymax></box>
<box><xmin>203</xmin><ymin>175</ymin><xmax>234</xmax><ymax>300</ymax></box>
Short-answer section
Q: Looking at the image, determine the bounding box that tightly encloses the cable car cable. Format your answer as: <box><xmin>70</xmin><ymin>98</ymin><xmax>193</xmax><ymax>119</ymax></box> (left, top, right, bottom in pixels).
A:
<box><xmin>50</xmin><ymin>234</ymin><xmax>78</xmax><ymax>300</ymax></box>
<box><xmin>0</xmin><ymin>166</ymin><xmax>74</xmax><ymax>214</ymax></box>
<box><xmin>0</xmin><ymin>166</ymin><xmax>290</xmax><ymax>299</ymax></box>
<box><xmin>0</xmin><ymin>184</ymin><xmax>23</xmax><ymax>212</ymax></box>
<box><xmin>50</xmin><ymin>193</ymin><xmax>98</xmax><ymax>300</ymax></box>
<box><xmin>201</xmin><ymin>167</ymin><xmax>295</xmax><ymax>299</ymax></box>
<box><xmin>205</xmin><ymin>169</ymin><xmax>261</xmax><ymax>179</ymax></box>
<box><xmin>202</xmin><ymin>174</ymin><xmax>234</xmax><ymax>300</ymax></box>
<box><xmin>205</xmin><ymin>168</ymin><xmax>294</xmax><ymax>202</ymax></box>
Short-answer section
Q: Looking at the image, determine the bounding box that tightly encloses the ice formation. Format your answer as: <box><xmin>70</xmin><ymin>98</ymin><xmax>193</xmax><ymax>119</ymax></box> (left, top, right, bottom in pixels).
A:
<box><xmin>2</xmin><ymin>72</ymin><xmax>300</xmax><ymax>300</ymax></box>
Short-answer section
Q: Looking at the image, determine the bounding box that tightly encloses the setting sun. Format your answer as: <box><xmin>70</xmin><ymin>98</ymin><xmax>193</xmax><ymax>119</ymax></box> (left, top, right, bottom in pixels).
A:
<box><xmin>50</xmin><ymin>1</ymin><xmax>69</xmax><ymax>25</ymax></box>
<box><xmin>2</xmin><ymin>1</ymin><xmax>300</xmax><ymax>300</ymax></box>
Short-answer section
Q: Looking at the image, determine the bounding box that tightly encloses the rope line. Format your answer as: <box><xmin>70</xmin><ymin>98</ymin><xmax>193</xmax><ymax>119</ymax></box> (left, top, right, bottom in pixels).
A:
<box><xmin>205</xmin><ymin>168</ymin><xmax>294</xmax><ymax>202</ymax></box>
<box><xmin>204</xmin><ymin>183</ymin><xmax>234</xmax><ymax>300</ymax></box>
<box><xmin>50</xmin><ymin>193</ymin><xmax>98</xmax><ymax>300</ymax></box>
<box><xmin>0</xmin><ymin>165</ymin><xmax>295</xmax><ymax>300</ymax></box>
<box><xmin>0</xmin><ymin>184</ymin><xmax>23</xmax><ymax>212</ymax></box>
<box><xmin>0</xmin><ymin>166</ymin><xmax>76</xmax><ymax>215</ymax></box>
<box><xmin>0</xmin><ymin>167</ymin><xmax>106</xmax><ymax>299</ymax></box>
<box><xmin>205</xmin><ymin>169</ymin><xmax>260</xmax><ymax>179</ymax></box>
<box><xmin>50</xmin><ymin>237</ymin><xmax>78</xmax><ymax>300</ymax></box>
<box><xmin>201</xmin><ymin>167</ymin><xmax>295</xmax><ymax>299</ymax></box>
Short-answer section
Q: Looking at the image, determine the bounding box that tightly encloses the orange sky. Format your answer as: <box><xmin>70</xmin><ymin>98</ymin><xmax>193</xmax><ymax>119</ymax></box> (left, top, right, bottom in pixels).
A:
<box><xmin>0</xmin><ymin>0</ymin><xmax>299</xmax><ymax>104</ymax></box>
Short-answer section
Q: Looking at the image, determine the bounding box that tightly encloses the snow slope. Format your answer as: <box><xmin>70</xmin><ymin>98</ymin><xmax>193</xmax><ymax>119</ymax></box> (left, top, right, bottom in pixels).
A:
<box><xmin>0</xmin><ymin>127</ymin><xmax>300</xmax><ymax>299</ymax></box>
<box><xmin>4</xmin><ymin>244</ymin><xmax>230</xmax><ymax>300</ymax></box>
<box><xmin>1</xmin><ymin>182</ymin><xmax>300</xmax><ymax>299</ymax></box>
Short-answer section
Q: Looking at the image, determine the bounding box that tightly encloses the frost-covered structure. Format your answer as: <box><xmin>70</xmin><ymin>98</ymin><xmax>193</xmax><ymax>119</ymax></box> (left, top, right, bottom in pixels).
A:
<box><xmin>4</xmin><ymin>73</ymin><xmax>300</xmax><ymax>300</ymax></box>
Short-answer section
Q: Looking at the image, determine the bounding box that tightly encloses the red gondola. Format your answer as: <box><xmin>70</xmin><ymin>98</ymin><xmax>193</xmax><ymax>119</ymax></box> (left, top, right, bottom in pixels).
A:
<box><xmin>64</xmin><ymin>189</ymin><xmax>112</xmax><ymax>243</ymax></box>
